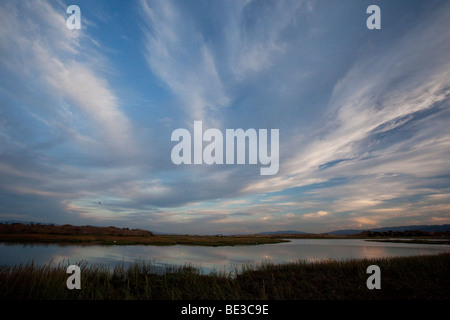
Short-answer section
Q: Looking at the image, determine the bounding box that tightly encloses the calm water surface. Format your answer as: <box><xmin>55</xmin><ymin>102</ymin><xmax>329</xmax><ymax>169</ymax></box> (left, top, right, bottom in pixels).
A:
<box><xmin>1</xmin><ymin>239</ymin><xmax>449</xmax><ymax>273</ymax></box>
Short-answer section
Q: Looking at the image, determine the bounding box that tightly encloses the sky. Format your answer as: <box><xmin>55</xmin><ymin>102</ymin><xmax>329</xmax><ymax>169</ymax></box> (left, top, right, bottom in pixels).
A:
<box><xmin>0</xmin><ymin>0</ymin><xmax>449</xmax><ymax>234</ymax></box>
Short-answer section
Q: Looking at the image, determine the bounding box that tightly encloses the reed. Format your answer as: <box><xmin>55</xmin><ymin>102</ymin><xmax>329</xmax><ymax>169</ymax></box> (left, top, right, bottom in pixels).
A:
<box><xmin>0</xmin><ymin>253</ymin><xmax>449</xmax><ymax>300</ymax></box>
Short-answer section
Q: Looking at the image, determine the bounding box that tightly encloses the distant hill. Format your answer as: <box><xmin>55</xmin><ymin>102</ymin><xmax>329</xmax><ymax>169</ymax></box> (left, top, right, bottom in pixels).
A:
<box><xmin>151</xmin><ymin>231</ymin><xmax>180</xmax><ymax>235</ymax></box>
<box><xmin>0</xmin><ymin>222</ymin><xmax>154</xmax><ymax>237</ymax></box>
<box><xmin>259</xmin><ymin>230</ymin><xmax>307</xmax><ymax>235</ymax></box>
<box><xmin>326</xmin><ymin>229</ymin><xmax>363</xmax><ymax>235</ymax></box>
<box><xmin>259</xmin><ymin>225</ymin><xmax>450</xmax><ymax>236</ymax></box>
<box><xmin>0</xmin><ymin>220</ymin><xmax>57</xmax><ymax>225</ymax></box>
<box><xmin>2</xmin><ymin>221</ymin><xmax>449</xmax><ymax>237</ymax></box>
<box><xmin>327</xmin><ymin>224</ymin><xmax>450</xmax><ymax>235</ymax></box>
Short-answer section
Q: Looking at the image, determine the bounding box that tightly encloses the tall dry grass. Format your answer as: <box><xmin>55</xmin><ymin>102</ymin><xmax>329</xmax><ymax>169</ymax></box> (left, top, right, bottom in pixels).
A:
<box><xmin>1</xmin><ymin>253</ymin><xmax>449</xmax><ymax>300</ymax></box>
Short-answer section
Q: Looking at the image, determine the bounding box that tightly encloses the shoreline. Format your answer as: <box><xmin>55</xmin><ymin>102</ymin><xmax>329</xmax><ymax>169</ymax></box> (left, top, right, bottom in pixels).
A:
<box><xmin>1</xmin><ymin>233</ymin><xmax>449</xmax><ymax>246</ymax></box>
<box><xmin>366</xmin><ymin>239</ymin><xmax>450</xmax><ymax>245</ymax></box>
<box><xmin>0</xmin><ymin>233</ymin><xmax>289</xmax><ymax>246</ymax></box>
<box><xmin>1</xmin><ymin>223</ymin><xmax>449</xmax><ymax>247</ymax></box>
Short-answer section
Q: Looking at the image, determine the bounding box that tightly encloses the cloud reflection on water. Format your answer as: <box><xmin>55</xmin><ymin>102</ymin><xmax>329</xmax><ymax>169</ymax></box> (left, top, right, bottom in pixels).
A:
<box><xmin>1</xmin><ymin>239</ymin><xmax>449</xmax><ymax>274</ymax></box>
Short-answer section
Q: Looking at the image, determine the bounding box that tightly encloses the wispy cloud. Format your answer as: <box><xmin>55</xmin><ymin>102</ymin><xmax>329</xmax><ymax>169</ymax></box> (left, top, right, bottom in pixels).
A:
<box><xmin>1</xmin><ymin>0</ymin><xmax>449</xmax><ymax>233</ymax></box>
<box><xmin>140</xmin><ymin>0</ymin><xmax>230</xmax><ymax>126</ymax></box>
<box><xmin>244</xmin><ymin>3</ymin><xmax>450</xmax><ymax>196</ymax></box>
<box><xmin>1</xmin><ymin>0</ymin><xmax>137</xmax><ymax>155</ymax></box>
<box><xmin>0</xmin><ymin>0</ymin><xmax>141</xmax><ymax>223</ymax></box>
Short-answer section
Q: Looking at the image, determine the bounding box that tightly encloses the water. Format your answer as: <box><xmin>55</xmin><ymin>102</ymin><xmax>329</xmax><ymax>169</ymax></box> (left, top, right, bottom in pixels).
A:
<box><xmin>1</xmin><ymin>239</ymin><xmax>449</xmax><ymax>274</ymax></box>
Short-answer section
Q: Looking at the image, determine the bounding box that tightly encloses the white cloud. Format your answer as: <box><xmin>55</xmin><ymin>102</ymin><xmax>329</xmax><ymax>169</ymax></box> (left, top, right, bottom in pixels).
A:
<box><xmin>0</xmin><ymin>0</ymin><xmax>136</xmax><ymax>155</ymax></box>
<box><xmin>302</xmin><ymin>210</ymin><xmax>329</xmax><ymax>219</ymax></box>
<box><xmin>1</xmin><ymin>1</ymin><xmax>450</xmax><ymax>233</ymax></box>
<box><xmin>242</xmin><ymin>3</ymin><xmax>450</xmax><ymax>198</ymax></box>
<box><xmin>224</xmin><ymin>0</ymin><xmax>303</xmax><ymax>80</ymax></box>
<box><xmin>140</xmin><ymin>0</ymin><xmax>230</xmax><ymax>126</ymax></box>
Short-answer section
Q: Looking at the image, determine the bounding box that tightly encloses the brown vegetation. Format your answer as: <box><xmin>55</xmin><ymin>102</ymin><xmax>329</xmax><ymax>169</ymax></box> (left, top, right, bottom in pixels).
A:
<box><xmin>1</xmin><ymin>223</ymin><xmax>448</xmax><ymax>246</ymax></box>
<box><xmin>0</xmin><ymin>223</ymin><xmax>154</xmax><ymax>237</ymax></box>
<box><xmin>0</xmin><ymin>223</ymin><xmax>287</xmax><ymax>246</ymax></box>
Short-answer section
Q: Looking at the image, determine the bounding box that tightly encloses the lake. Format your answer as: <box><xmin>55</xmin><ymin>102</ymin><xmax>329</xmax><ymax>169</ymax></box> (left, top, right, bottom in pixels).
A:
<box><xmin>1</xmin><ymin>239</ymin><xmax>449</xmax><ymax>274</ymax></box>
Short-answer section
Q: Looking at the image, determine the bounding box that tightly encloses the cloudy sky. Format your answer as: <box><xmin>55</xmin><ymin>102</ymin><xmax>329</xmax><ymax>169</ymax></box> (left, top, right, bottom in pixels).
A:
<box><xmin>0</xmin><ymin>0</ymin><xmax>449</xmax><ymax>234</ymax></box>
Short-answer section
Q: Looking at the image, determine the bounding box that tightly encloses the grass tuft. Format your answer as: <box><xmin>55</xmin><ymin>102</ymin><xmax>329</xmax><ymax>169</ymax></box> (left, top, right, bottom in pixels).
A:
<box><xmin>1</xmin><ymin>253</ymin><xmax>449</xmax><ymax>300</ymax></box>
